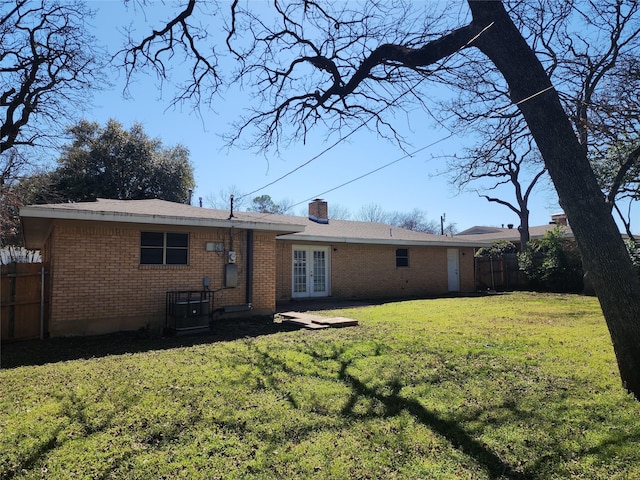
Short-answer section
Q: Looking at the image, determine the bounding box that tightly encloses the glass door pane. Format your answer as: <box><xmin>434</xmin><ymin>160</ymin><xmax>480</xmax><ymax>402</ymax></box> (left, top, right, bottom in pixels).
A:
<box><xmin>293</xmin><ymin>250</ymin><xmax>307</xmax><ymax>294</ymax></box>
<box><xmin>313</xmin><ymin>250</ymin><xmax>326</xmax><ymax>293</ymax></box>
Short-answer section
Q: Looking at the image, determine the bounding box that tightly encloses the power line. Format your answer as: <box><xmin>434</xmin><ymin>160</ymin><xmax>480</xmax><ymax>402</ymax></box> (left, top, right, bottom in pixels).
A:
<box><xmin>238</xmin><ymin>21</ymin><xmax>496</xmax><ymax>203</ymax></box>
<box><xmin>240</xmin><ymin>77</ymin><xmax>566</xmax><ymax>224</ymax></box>
<box><xmin>290</xmin><ymin>132</ymin><xmax>456</xmax><ymax>211</ymax></box>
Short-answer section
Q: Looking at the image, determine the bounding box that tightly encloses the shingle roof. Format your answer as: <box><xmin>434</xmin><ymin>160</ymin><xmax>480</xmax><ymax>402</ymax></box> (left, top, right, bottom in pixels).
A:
<box><xmin>278</xmin><ymin>217</ymin><xmax>489</xmax><ymax>247</ymax></box>
<box><xmin>22</xmin><ymin>198</ymin><xmax>301</xmax><ymax>224</ymax></box>
<box><xmin>20</xmin><ymin>198</ymin><xmax>492</xmax><ymax>249</ymax></box>
<box><xmin>455</xmin><ymin>223</ymin><xmax>572</xmax><ymax>243</ymax></box>
<box><xmin>20</xmin><ymin>198</ymin><xmax>306</xmax><ymax>248</ymax></box>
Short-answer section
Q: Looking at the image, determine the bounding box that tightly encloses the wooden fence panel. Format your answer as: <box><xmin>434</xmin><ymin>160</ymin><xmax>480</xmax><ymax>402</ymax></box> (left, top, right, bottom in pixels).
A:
<box><xmin>475</xmin><ymin>254</ymin><xmax>527</xmax><ymax>291</ymax></box>
<box><xmin>1</xmin><ymin>263</ymin><xmax>49</xmax><ymax>342</ymax></box>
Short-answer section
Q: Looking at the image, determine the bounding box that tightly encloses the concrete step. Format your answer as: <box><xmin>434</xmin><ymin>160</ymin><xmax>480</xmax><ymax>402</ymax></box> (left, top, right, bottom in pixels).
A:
<box><xmin>279</xmin><ymin>311</ymin><xmax>359</xmax><ymax>329</ymax></box>
<box><xmin>281</xmin><ymin>317</ymin><xmax>330</xmax><ymax>329</ymax></box>
<box><xmin>311</xmin><ymin>316</ymin><xmax>359</xmax><ymax>327</ymax></box>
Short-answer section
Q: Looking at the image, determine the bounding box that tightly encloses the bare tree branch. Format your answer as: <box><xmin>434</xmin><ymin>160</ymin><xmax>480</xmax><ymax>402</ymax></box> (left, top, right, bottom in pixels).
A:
<box><xmin>1</xmin><ymin>0</ymin><xmax>105</xmax><ymax>165</ymax></box>
<box><xmin>118</xmin><ymin>0</ymin><xmax>222</xmax><ymax>110</ymax></box>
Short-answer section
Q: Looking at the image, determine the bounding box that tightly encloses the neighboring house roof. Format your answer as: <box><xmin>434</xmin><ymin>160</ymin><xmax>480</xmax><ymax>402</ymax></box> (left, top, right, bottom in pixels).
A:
<box><xmin>20</xmin><ymin>198</ymin><xmax>306</xmax><ymax>249</ymax></box>
<box><xmin>456</xmin><ymin>226</ymin><xmax>506</xmax><ymax>235</ymax></box>
<box><xmin>456</xmin><ymin>223</ymin><xmax>572</xmax><ymax>244</ymax></box>
<box><xmin>278</xmin><ymin>217</ymin><xmax>490</xmax><ymax>247</ymax></box>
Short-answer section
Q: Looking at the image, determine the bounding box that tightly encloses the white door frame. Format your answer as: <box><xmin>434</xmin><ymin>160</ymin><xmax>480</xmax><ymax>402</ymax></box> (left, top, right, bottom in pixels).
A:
<box><xmin>291</xmin><ymin>245</ymin><xmax>330</xmax><ymax>298</ymax></box>
<box><xmin>447</xmin><ymin>248</ymin><xmax>461</xmax><ymax>292</ymax></box>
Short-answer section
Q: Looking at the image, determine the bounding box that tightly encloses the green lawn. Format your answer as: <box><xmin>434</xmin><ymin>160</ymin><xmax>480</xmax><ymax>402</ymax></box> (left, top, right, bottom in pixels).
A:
<box><xmin>2</xmin><ymin>292</ymin><xmax>640</xmax><ymax>479</ymax></box>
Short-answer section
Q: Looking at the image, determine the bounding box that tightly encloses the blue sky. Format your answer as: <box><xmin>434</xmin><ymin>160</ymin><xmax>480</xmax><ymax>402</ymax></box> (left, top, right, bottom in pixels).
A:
<box><xmin>82</xmin><ymin>1</ymin><xmax>572</xmax><ymax>232</ymax></box>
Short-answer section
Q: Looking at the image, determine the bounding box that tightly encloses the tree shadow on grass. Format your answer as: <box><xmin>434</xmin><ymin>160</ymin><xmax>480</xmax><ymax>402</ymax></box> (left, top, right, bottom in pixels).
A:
<box><xmin>245</xmin><ymin>341</ymin><xmax>527</xmax><ymax>479</ymax></box>
<box><xmin>246</xmin><ymin>340</ymin><xmax>640</xmax><ymax>479</ymax></box>
<box><xmin>3</xmin><ymin>427</ymin><xmax>62</xmax><ymax>480</ymax></box>
<box><xmin>0</xmin><ymin>319</ymin><xmax>300</xmax><ymax>369</ymax></box>
<box><xmin>338</xmin><ymin>366</ymin><xmax>526</xmax><ymax>480</ymax></box>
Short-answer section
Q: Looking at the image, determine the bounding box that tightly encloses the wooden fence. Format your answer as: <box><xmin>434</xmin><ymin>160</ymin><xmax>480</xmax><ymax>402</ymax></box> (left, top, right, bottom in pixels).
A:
<box><xmin>1</xmin><ymin>263</ymin><xmax>49</xmax><ymax>342</ymax></box>
<box><xmin>475</xmin><ymin>253</ymin><xmax>527</xmax><ymax>291</ymax></box>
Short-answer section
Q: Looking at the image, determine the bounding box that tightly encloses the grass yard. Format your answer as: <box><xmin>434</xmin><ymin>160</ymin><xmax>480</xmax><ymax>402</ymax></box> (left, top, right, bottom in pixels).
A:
<box><xmin>1</xmin><ymin>292</ymin><xmax>640</xmax><ymax>479</ymax></box>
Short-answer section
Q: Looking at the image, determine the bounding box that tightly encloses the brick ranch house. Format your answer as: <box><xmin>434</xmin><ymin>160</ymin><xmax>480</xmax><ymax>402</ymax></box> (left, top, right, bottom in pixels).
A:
<box><xmin>276</xmin><ymin>199</ymin><xmax>483</xmax><ymax>301</ymax></box>
<box><xmin>20</xmin><ymin>199</ymin><xmax>306</xmax><ymax>337</ymax></box>
<box><xmin>20</xmin><ymin>198</ymin><xmax>488</xmax><ymax>337</ymax></box>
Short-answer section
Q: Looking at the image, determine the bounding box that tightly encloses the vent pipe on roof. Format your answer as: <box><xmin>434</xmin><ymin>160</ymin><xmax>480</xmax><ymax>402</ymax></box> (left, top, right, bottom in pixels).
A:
<box><xmin>228</xmin><ymin>194</ymin><xmax>236</xmax><ymax>219</ymax></box>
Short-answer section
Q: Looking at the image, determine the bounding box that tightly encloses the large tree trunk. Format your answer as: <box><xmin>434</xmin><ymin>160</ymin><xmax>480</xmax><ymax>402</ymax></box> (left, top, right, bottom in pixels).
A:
<box><xmin>518</xmin><ymin>210</ymin><xmax>530</xmax><ymax>249</ymax></box>
<box><xmin>469</xmin><ymin>1</ymin><xmax>640</xmax><ymax>398</ymax></box>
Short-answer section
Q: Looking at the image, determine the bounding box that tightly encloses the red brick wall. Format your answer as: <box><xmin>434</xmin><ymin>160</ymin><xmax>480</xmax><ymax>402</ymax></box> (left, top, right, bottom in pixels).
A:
<box><xmin>276</xmin><ymin>241</ymin><xmax>293</xmax><ymax>301</ymax></box>
<box><xmin>276</xmin><ymin>240</ymin><xmax>475</xmax><ymax>301</ymax></box>
<box><xmin>252</xmin><ymin>234</ymin><xmax>276</xmax><ymax>310</ymax></box>
<box><xmin>46</xmin><ymin>221</ymin><xmax>277</xmax><ymax>336</ymax></box>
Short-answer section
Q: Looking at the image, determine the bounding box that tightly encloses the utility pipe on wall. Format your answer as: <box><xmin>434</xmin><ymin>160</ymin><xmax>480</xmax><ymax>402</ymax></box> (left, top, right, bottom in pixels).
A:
<box><xmin>246</xmin><ymin>230</ymin><xmax>254</xmax><ymax>305</ymax></box>
<box><xmin>40</xmin><ymin>265</ymin><xmax>45</xmax><ymax>340</ymax></box>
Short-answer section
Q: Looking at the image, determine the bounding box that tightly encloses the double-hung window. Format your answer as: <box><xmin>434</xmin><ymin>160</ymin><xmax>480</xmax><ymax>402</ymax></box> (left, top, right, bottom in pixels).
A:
<box><xmin>396</xmin><ymin>248</ymin><xmax>409</xmax><ymax>268</ymax></box>
<box><xmin>140</xmin><ymin>232</ymin><xmax>189</xmax><ymax>265</ymax></box>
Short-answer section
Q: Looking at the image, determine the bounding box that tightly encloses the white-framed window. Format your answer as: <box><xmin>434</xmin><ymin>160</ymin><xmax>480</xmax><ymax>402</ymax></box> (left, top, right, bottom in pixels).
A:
<box><xmin>140</xmin><ymin>232</ymin><xmax>189</xmax><ymax>265</ymax></box>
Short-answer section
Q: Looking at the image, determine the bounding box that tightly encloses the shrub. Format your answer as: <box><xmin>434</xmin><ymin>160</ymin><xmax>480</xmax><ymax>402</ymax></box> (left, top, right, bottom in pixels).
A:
<box><xmin>625</xmin><ymin>238</ymin><xmax>640</xmax><ymax>278</ymax></box>
<box><xmin>518</xmin><ymin>227</ymin><xmax>583</xmax><ymax>293</ymax></box>
<box><xmin>475</xmin><ymin>239</ymin><xmax>517</xmax><ymax>258</ymax></box>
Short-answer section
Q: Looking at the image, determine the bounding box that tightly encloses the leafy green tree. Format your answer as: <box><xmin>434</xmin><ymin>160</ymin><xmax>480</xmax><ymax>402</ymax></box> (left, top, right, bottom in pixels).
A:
<box><xmin>625</xmin><ymin>239</ymin><xmax>640</xmax><ymax>278</ymax></box>
<box><xmin>1</xmin><ymin>169</ymin><xmax>65</xmax><ymax>246</ymax></box>
<box><xmin>519</xmin><ymin>228</ymin><xmax>583</xmax><ymax>293</ymax></box>
<box><xmin>476</xmin><ymin>240</ymin><xmax>517</xmax><ymax>259</ymax></box>
<box><xmin>53</xmin><ymin>119</ymin><xmax>195</xmax><ymax>203</ymax></box>
<box><xmin>247</xmin><ymin>194</ymin><xmax>292</xmax><ymax>214</ymax></box>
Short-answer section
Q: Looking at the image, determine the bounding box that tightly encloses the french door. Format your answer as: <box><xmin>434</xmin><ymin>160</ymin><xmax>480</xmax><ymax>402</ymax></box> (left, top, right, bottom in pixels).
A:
<box><xmin>292</xmin><ymin>246</ymin><xmax>330</xmax><ymax>298</ymax></box>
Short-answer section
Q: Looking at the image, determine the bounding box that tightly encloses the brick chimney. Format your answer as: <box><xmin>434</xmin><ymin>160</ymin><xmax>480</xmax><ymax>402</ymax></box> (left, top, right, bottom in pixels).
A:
<box><xmin>550</xmin><ymin>212</ymin><xmax>568</xmax><ymax>226</ymax></box>
<box><xmin>308</xmin><ymin>199</ymin><xmax>329</xmax><ymax>224</ymax></box>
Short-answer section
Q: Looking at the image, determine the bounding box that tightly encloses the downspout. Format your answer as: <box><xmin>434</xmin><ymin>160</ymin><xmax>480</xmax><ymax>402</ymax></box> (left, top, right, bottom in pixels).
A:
<box><xmin>246</xmin><ymin>230</ymin><xmax>254</xmax><ymax>306</ymax></box>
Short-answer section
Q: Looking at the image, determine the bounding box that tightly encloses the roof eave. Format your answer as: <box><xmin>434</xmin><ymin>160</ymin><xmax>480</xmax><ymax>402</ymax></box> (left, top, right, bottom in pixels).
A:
<box><xmin>277</xmin><ymin>233</ymin><xmax>490</xmax><ymax>247</ymax></box>
<box><xmin>19</xmin><ymin>206</ymin><xmax>305</xmax><ymax>248</ymax></box>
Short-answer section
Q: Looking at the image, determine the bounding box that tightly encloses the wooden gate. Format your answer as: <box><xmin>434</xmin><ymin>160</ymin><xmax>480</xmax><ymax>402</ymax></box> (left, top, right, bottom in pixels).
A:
<box><xmin>1</xmin><ymin>263</ymin><xmax>49</xmax><ymax>342</ymax></box>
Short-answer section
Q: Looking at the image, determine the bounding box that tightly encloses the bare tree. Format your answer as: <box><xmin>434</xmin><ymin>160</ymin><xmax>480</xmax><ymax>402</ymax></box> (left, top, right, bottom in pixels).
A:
<box><xmin>441</xmin><ymin>1</ymin><xmax>640</xmax><ymax>246</ymax></box>
<box><xmin>328</xmin><ymin>203</ymin><xmax>352</xmax><ymax>220</ymax></box>
<box><xmin>355</xmin><ymin>203</ymin><xmax>453</xmax><ymax>233</ymax></box>
<box><xmin>450</xmin><ymin>119</ymin><xmax>547</xmax><ymax>246</ymax></box>
<box><xmin>355</xmin><ymin>202</ymin><xmax>389</xmax><ymax>223</ymax></box>
<box><xmin>1</xmin><ymin>0</ymin><xmax>105</xmax><ymax>247</ymax></box>
<box><xmin>591</xmin><ymin>137</ymin><xmax>640</xmax><ymax>241</ymax></box>
<box><xmin>123</xmin><ymin>1</ymin><xmax>640</xmax><ymax>397</ymax></box>
<box><xmin>205</xmin><ymin>185</ymin><xmax>248</xmax><ymax>211</ymax></box>
<box><xmin>118</xmin><ymin>0</ymin><xmax>222</xmax><ymax>111</ymax></box>
<box><xmin>0</xmin><ymin>0</ymin><xmax>105</xmax><ymax>161</ymax></box>
<box><xmin>388</xmin><ymin>208</ymin><xmax>440</xmax><ymax>233</ymax></box>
